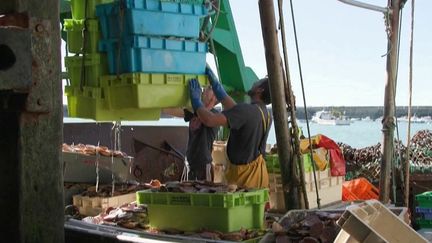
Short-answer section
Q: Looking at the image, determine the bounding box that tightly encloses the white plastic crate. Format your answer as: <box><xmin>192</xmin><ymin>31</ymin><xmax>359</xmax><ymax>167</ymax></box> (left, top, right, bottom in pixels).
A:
<box><xmin>336</xmin><ymin>200</ymin><xmax>427</xmax><ymax>243</ymax></box>
<box><xmin>269</xmin><ymin>169</ymin><xmax>344</xmax><ymax>210</ymax></box>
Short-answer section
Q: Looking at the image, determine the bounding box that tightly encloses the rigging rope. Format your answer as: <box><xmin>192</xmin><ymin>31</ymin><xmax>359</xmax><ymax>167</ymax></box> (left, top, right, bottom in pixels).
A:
<box><xmin>277</xmin><ymin>0</ymin><xmax>310</xmax><ymax>209</ymax></box>
<box><xmin>392</xmin><ymin>5</ymin><xmax>404</xmax><ymax>205</ymax></box>
<box><xmin>201</xmin><ymin>0</ymin><xmax>221</xmax><ymax>43</ymax></box>
<box><xmin>288</xmin><ymin>0</ymin><xmax>321</xmax><ymax>208</ymax></box>
<box><xmin>404</xmin><ymin>0</ymin><xmax>415</xmax><ymax>207</ymax></box>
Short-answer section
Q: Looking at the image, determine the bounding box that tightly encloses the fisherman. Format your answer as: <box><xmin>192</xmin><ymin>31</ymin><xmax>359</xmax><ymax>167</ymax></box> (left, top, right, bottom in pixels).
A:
<box><xmin>189</xmin><ymin>66</ymin><xmax>272</xmax><ymax>188</ymax></box>
<box><xmin>162</xmin><ymin>86</ymin><xmax>219</xmax><ymax>181</ymax></box>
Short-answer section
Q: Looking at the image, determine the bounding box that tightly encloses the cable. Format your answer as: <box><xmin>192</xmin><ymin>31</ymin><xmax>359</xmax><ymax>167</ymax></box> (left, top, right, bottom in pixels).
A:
<box><xmin>201</xmin><ymin>0</ymin><xmax>221</xmax><ymax>43</ymax></box>
<box><xmin>404</xmin><ymin>0</ymin><xmax>415</xmax><ymax>207</ymax></box>
<box><xmin>392</xmin><ymin>6</ymin><xmax>404</xmax><ymax>206</ymax></box>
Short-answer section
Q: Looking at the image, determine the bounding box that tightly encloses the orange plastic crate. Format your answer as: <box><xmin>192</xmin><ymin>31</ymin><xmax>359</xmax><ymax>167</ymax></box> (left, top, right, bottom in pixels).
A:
<box><xmin>342</xmin><ymin>177</ymin><xmax>379</xmax><ymax>201</ymax></box>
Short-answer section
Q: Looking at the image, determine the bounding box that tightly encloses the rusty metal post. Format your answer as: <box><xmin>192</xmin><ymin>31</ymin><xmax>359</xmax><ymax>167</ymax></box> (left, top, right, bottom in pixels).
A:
<box><xmin>0</xmin><ymin>0</ymin><xmax>64</xmax><ymax>242</ymax></box>
<box><xmin>258</xmin><ymin>0</ymin><xmax>300</xmax><ymax>210</ymax></box>
<box><xmin>380</xmin><ymin>0</ymin><xmax>401</xmax><ymax>203</ymax></box>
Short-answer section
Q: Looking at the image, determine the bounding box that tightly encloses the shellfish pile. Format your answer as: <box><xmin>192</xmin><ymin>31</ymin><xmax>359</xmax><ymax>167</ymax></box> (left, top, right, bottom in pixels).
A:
<box><xmin>340</xmin><ymin>130</ymin><xmax>432</xmax><ymax>182</ymax></box>
<box><xmin>62</xmin><ymin>143</ymin><xmax>128</xmax><ymax>158</ymax></box>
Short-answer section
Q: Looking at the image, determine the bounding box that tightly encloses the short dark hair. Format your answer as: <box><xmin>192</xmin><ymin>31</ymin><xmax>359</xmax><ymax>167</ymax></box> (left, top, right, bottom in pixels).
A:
<box><xmin>258</xmin><ymin>78</ymin><xmax>271</xmax><ymax>105</ymax></box>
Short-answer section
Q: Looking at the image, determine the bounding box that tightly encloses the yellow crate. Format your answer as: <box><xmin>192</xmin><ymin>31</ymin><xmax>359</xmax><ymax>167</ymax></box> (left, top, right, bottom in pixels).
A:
<box><xmin>65</xmin><ymin>85</ymin><xmax>161</xmax><ymax>121</ymax></box>
<box><xmin>100</xmin><ymin>73</ymin><xmax>208</xmax><ymax>109</ymax></box>
<box><xmin>72</xmin><ymin>193</ymin><xmax>136</xmax><ymax>216</ymax></box>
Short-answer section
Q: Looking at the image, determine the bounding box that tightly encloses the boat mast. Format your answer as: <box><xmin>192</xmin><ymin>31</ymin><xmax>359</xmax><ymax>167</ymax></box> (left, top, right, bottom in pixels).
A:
<box><xmin>380</xmin><ymin>0</ymin><xmax>402</xmax><ymax>203</ymax></box>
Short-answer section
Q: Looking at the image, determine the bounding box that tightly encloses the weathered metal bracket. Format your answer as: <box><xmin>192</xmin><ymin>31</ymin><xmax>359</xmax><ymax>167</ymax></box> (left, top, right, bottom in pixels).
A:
<box><xmin>0</xmin><ymin>14</ymin><xmax>54</xmax><ymax>113</ymax></box>
<box><xmin>0</xmin><ymin>27</ymin><xmax>32</xmax><ymax>90</ymax></box>
<box><xmin>26</xmin><ymin>17</ymin><xmax>53</xmax><ymax>113</ymax></box>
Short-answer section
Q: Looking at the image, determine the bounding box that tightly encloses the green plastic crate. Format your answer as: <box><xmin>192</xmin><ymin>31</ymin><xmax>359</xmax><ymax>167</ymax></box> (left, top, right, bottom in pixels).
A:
<box><xmin>100</xmin><ymin>73</ymin><xmax>208</xmax><ymax>109</ymax></box>
<box><xmin>416</xmin><ymin>191</ymin><xmax>432</xmax><ymax>208</ymax></box>
<box><xmin>136</xmin><ymin>189</ymin><xmax>269</xmax><ymax>233</ymax></box>
<box><xmin>416</xmin><ymin>218</ymin><xmax>432</xmax><ymax>228</ymax></box>
<box><xmin>265</xmin><ymin>154</ymin><xmax>280</xmax><ymax>174</ymax></box>
<box><xmin>301</xmin><ymin>153</ymin><xmax>313</xmax><ymax>173</ymax></box>
<box><xmin>68</xmin><ymin>0</ymin><xmax>113</xmax><ymax>19</ymax></box>
<box><xmin>265</xmin><ymin>154</ymin><xmax>312</xmax><ymax>174</ymax></box>
<box><xmin>65</xmin><ymin>86</ymin><xmax>161</xmax><ymax>121</ymax></box>
<box><xmin>63</xmin><ymin>19</ymin><xmax>100</xmax><ymax>54</ymax></box>
<box><xmin>65</xmin><ymin>53</ymin><xmax>108</xmax><ymax>87</ymax></box>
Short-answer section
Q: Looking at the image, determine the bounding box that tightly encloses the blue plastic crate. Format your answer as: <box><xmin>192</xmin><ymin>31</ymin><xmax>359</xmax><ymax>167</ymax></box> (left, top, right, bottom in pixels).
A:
<box><xmin>96</xmin><ymin>0</ymin><xmax>208</xmax><ymax>39</ymax></box>
<box><xmin>421</xmin><ymin>214</ymin><xmax>432</xmax><ymax>220</ymax></box>
<box><xmin>99</xmin><ymin>36</ymin><xmax>207</xmax><ymax>74</ymax></box>
<box><xmin>416</xmin><ymin>207</ymin><xmax>432</xmax><ymax>213</ymax></box>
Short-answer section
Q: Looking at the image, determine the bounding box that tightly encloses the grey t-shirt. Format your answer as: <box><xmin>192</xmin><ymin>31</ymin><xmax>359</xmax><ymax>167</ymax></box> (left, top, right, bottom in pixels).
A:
<box><xmin>222</xmin><ymin>103</ymin><xmax>271</xmax><ymax>165</ymax></box>
<box><xmin>184</xmin><ymin>109</ymin><xmax>218</xmax><ymax>170</ymax></box>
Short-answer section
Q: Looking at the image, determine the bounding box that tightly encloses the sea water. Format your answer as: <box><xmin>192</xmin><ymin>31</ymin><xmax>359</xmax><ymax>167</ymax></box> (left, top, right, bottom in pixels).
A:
<box><xmin>293</xmin><ymin>120</ymin><xmax>431</xmax><ymax>148</ymax></box>
<box><xmin>66</xmin><ymin>118</ymin><xmax>431</xmax><ymax>149</ymax></box>
<box><xmin>123</xmin><ymin>119</ymin><xmax>431</xmax><ymax>149</ymax></box>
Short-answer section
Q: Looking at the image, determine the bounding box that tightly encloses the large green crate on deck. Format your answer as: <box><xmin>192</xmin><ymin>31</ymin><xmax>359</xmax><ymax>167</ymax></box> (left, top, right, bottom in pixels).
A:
<box><xmin>100</xmin><ymin>73</ymin><xmax>208</xmax><ymax>109</ymax></box>
<box><xmin>68</xmin><ymin>0</ymin><xmax>113</xmax><ymax>19</ymax></box>
<box><xmin>136</xmin><ymin>189</ymin><xmax>268</xmax><ymax>232</ymax></box>
<box><xmin>63</xmin><ymin>19</ymin><xmax>100</xmax><ymax>54</ymax></box>
<box><xmin>65</xmin><ymin>86</ymin><xmax>161</xmax><ymax>121</ymax></box>
<box><xmin>416</xmin><ymin>191</ymin><xmax>432</xmax><ymax>208</ymax></box>
<box><xmin>65</xmin><ymin>53</ymin><xmax>108</xmax><ymax>87</ymax></box>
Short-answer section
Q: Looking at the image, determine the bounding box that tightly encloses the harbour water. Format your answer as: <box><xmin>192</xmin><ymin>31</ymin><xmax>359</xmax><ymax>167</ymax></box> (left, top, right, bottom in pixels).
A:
<box><xmin>65</xmin><ymin>118</ymin><xmax>431</xmax><ymax>149</ymax></box>
<box><xmin>289</xmin><ymin>120</ymin><xmax>431</xmax><ymax>148</ymax></box>
<box><xmin>120</xmin><ymin>118</ymin><xmax>431</xmax><ymax>149</ymax></box>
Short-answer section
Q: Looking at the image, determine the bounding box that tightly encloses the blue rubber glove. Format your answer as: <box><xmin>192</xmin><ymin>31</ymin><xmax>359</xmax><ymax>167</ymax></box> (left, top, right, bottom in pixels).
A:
<box><xmin>189</xmin><ymin>79</ymin><xmax>203</xmax><ymax>111</ymax></box>
<box><xmin>206</xmin><ymin>65</ymin><xmax>227</xmax><ymax>101</ymax></box>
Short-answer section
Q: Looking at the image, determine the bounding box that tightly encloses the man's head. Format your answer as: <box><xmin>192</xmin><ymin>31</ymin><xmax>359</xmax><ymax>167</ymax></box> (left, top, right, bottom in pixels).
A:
<box><xmin>247</xmin><ymin>77</ymin><xmax>271</xmax><ymax>104</ymax></box>
<box><xmin>202</xmin><ymin>86</ymin><xmax>218</xmax><ymax>108</ymax></box>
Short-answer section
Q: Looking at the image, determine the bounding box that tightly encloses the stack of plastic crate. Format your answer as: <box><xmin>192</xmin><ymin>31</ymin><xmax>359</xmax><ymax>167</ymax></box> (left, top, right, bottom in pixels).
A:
<box><xmin>63</xmin><ymin>0</ymin><xmax>120</xmax><ymax>120</ymax></box>
<box><xmin>415</xmin><ymin>191</ymin><xmax>432</xmax><ymax>228</ymax></box>
<box><xmin>63</xmin><ymin>0</ymin><xmax>209</xmax><ymax>121</ymax></box>
<box><xmin>95</xmin><ymin>0</ymin><xmax>209</xmax><ymax>119</ymax></box>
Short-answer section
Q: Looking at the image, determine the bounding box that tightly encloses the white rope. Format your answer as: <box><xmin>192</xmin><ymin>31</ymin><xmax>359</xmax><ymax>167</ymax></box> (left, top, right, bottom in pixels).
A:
<box><xmin>181</xmin><ymin>158</ymin><xmax>190</xmax><ymax>182</ymax></box>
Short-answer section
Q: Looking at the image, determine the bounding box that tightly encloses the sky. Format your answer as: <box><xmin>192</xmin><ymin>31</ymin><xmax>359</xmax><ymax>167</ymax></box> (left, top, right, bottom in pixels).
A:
<box><xmin>62</xmin><ymin>0</ymin><xmax>431</xmax><ymax>107</ymax></box>
<box><xmin>223</xmin><ymin>0</ymin><xmax>431</xmax><ymax>106</ymax></box>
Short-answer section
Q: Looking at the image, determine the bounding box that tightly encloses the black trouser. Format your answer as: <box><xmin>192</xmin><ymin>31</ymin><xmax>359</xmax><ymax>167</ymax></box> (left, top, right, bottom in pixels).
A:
<box><xmin>189</xmin><ymin>163</ymin><xmax>212</xmax><ymax>181</ymax></box>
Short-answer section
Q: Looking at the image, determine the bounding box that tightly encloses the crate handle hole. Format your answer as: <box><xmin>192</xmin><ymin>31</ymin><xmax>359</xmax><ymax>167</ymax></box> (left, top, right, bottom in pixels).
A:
<box><xmin>0</xmin><ymin>44</ymin><xmax>16</xmax><ymax>71</ymax></box>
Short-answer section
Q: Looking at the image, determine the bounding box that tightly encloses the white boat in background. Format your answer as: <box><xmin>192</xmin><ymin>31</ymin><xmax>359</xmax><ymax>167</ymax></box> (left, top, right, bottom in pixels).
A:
<box><xmin>362</xmin><ymin>116</ymin><xmax>372</xmax><ymax>122</ymax></box>
<box><xmin>398</xmin><ymin>115</ymin><xmax>432</xmax><ymax>124</ymax></box>
<box><xmin>311</xmin><ymin>110</ymin><xmax>351</xmax><ymax>126</ymax></box>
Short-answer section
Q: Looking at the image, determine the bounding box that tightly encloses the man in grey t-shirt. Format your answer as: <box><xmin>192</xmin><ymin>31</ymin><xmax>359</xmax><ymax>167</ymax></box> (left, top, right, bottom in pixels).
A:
<box><xmin>188</xmin><ymin>67</ymin><xmax>272</xmax><ymax>188</ymax></box>
<box><xmin>163</xmin><ymin>87</ymin><xmax>219</xmax><ymax>181</ymax></box>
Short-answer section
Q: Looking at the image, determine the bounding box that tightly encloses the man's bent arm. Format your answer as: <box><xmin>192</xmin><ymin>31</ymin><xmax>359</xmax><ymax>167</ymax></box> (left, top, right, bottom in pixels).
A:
<box><xmin>196</xmin><ymin>108</ymin><xmax>228</xmax><ymax>127</ymax></box>
<box><xmin>220</xmin><ymin>96</ymin><xmax>236</xmax><ymax>110</ymax></box>
<box><xmin>162</xmin><ymin>108</ymin><xmax>186</xmax><ymax>118</ymax></box>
